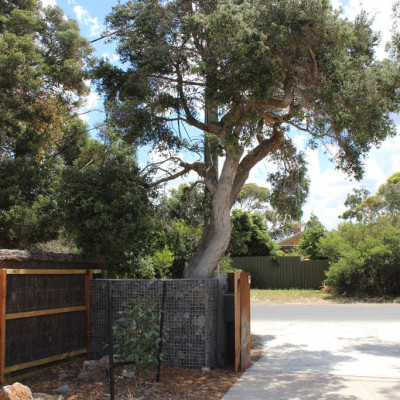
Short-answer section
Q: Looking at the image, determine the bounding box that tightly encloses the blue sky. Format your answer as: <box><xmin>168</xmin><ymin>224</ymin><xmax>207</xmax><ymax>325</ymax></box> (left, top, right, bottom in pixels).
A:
<box><xmin>42</xmin><ymin>0</ymin><xmax>400</xmax><ymax>230</ymax></box>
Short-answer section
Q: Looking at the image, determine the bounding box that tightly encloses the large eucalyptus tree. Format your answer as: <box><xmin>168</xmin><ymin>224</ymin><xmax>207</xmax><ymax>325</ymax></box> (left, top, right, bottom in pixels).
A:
<box><xmin>95</xmin><ymin>0</ymin><xmax>400</xmax><ymax>277</ymax></box>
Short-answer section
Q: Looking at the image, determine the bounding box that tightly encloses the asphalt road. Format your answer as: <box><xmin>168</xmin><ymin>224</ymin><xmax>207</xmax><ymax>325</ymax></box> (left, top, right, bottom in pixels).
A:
<box><xmin>251</xmin><ymin>303</ymin><xmax>400</xmax><ymax>322</ymax></box>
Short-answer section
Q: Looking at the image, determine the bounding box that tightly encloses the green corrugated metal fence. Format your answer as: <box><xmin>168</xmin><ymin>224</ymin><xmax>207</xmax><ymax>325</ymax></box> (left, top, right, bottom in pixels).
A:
<box><xmin>231</xmin><ymin>256</ymin><xmax>329</xmax><ymax>289</ymax></box>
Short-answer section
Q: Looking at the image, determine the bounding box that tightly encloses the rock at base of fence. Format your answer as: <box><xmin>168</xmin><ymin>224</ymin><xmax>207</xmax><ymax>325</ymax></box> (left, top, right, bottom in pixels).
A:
<box><xmin>0</xmin><ymin>382</ymin><xmax>62</xmax><ymax>400</ymax></box>
<box><xmin>77</xmin><ymin>356</ymin><xmax>109</xmax><ymax>381</ymax></box>
<box><xmin>0</xmin><ymin>383</ymin><xmax>33</xmax><ymax>400</ymax></box>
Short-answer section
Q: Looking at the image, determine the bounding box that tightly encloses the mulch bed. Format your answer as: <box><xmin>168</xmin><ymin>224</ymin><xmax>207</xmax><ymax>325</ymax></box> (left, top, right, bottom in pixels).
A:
<box><xmin>19</xmin><ymin>335</ymin><xmax>264</xmax><ymax>400</ymax></box>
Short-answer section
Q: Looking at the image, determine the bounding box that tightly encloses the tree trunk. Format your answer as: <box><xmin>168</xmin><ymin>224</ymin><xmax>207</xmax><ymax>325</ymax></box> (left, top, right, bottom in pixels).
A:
<box><xmin>183</xmin><ymin>213</ymin><xmax>232</xmax><ymax>278</ymax></box>
<box><xmin>184</xmin><ymin>151</ymin><xmax>241</xmax><ymax>278</ymax></box>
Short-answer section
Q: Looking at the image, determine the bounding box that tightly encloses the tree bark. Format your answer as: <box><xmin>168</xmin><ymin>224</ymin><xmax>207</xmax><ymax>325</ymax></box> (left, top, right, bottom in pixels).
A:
<box><xmin>184</xmin><ymin>151</ymin><xmax>241</xmax><ymax>278</ymax></box>
<box><xmin>183</xmin><ymin>127</ymin><xmax>284</xmax><ymax>278</ymax></box>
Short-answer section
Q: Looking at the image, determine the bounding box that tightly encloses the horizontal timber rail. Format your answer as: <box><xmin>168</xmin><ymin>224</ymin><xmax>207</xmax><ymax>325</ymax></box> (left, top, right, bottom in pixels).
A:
<box><xmin>0</xmin><ymin>266</ymin><xmax>103</xmax><ymax>384</ymax></box>
<box><xmin>5</xmin><ymin>306</ymin><xmax>87</xmax><ymax>320</ymax></box>
<box><xmin>4</xmin><ymin>348</ymin><xmax>87</xmax><ymax>374</ymax></box>
<box><xmin>5</xmin><ymin>269</ymin><xmax>103</xmax><ymax>275</ymax></box>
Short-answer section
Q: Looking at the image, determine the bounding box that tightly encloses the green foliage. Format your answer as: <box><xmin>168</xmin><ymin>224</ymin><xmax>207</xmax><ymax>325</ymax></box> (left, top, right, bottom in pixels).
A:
<box><xmin>377</xmin><ymin>172</ymin><xmax>400</xmax><ymax>216</ymax></box>
<box><xmin>164</xmin><ymin>221</ymin><xmax>202</xmax><ymax>278</ymax></box>
<box><xmin>131</xmin><ymin>255</ymin><xmax>156</xmax><ymax>280</ymax></box>
<box><xmin>299</xmin><ymin>216</ymin><xmax>327</xmax><ymax>260</ymax></box>
<box><xmin>268</xmin><ymin>143</ymin><xmax>310</xmax><ymax>223</ymax></box>
<box><xmin>339</xmin><ymin>187</ymin><xmax>370</xmax><ymax>222</ymax></box>
<box><xmin>157</xmin><ymin>184</ymin><xmax>207</xmax><ymax>227</ymax></box>
<box><xmin>236</xmin><ymin>184</ymin><xmax>269</xmax><ymax>213</ymax></box>
<box><xmin>228</xmin><ymin>210</ymin><xmax>281</xmax><ymax>257</ymax></box>
<box><xmin>112</xmin><ymin>299</ymin><xmax>165</xmax><ymax>372</ymax></box>
<box><xmin>0</xmin><ymin>156</ymin><xmax>62</xmax><ymax>248</ymax></box>
<box><xmin>152</xmin><ymin>246</ymin><xmax>174</xmax><ymax>278</ymax></box>
<box><xmin>59</xmin><ymin>142</ymin><xmax>155</xmax><ymax>276</ymax></box>
<box><xmin>218</xmin><ymin>254</ymin><xmax>242</xmax><ymax>273</ymax></box>
<box><xmin>96</xmin><ymin>0</ymin><xmax>400</xmax><ymax>179</ymax></box>
<box><xmin>340</xmin><ymin>173</ymin><xmax>400</xmax><ymax>225</ymax></box>
<box><xmin>320</xmin><ymin>218</ymin><xmax>400</xmax><ymax>295</ymax></box>
<box><xmin>93</xmin><ymin>0</ymin><xmax>400</xmax><ymax>277</ymax></box>
<box><xmin>0</xmin><ymin>0</ymin><xmax>92</xmax><ymax>249</ymax></box>
<box><xmin>0</xmin><ymin>1</ymin><xmax>92</xmax><ymax>159</ymax></box>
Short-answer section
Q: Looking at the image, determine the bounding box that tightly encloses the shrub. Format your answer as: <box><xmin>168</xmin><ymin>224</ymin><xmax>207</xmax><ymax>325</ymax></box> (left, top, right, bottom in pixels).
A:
<box><xmin>152</xmin><ymin>246</ymin><xmax>174</xmax><ymax>278</ymax></box>
<box><xmin>320</xmin><ymin>219</ymin><xmax>400</xmax><ymax>295</ymax></box>
<box><xmin>112</xmin><ymin>299</ymin><xmax>166</xmax><ymax>373</ymax></box>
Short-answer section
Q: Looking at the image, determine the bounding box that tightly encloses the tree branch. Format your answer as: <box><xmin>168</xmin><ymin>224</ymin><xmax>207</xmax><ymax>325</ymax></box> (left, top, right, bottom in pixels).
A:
<box><xmin>230</xmin><ymin>124</ymin><xmax>284</xmax><ymax>204</ymax></box>
<box><xmin>78</xmin><ymin>157</ymin><xmax>94</xmax><ymax>171</ymax></box>
<box><xmin>307</xmin><ymin>44</ymin><xmax>319</xmax><ymax>81</ymax></box>
<box><xmin>254</xmin><ymin>80</ymin><xmax>294</xmax><ymax>110</ymax></box>
<box><xmin>176</xmin><ymin>66</ymin><xmax>211</xmax><ymax>133</ymax></box>
<box><xmin>180</xmin><ymin>180</ymin><xmax>205</xmax><ymax>214</ymax></box>
<box><xmin>140</xmin><ymin>156</ymin><xmax>184</xmax><ymax>175</ymax></box>
<box><xmin>150</xmin><ymin>74</ymin><xmax>205</xmax><ymax>87</ymax></box>
<box><xmin>147</xmin><ymin>160</ymin><xmax>208</xmax><ymax>188</ymax></box>
<box><xmin>148</xmin><ymin>167</ymin><xmax>192</xmax><ymax>188</ymax></box>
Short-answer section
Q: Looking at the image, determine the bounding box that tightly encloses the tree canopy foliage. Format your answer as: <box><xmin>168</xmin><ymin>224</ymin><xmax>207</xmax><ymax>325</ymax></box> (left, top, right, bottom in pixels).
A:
<box><xmin>235</xmin><ymin>183</ymin><xmax>269</xmax><ymax>212</ymax></box>
<box><xmin>0</xmin><ymin>0</ymin><xmax>93</xmax><ymax>248</ymax></box>
<box><xmin>94</xmin><ymin>0</ymin><xmax>400</xmax><ymax>277</ymax></box>
<box><xmin>298</xmin><ymin>214</ymin><xmax>327</xmax><ymax>260</ymax></box>
<box><xmin>59</xmin><ymin>140</ymin><xmax>155</xmax><ymax>276</ymax></box>
<box><xmin>340</xmin><ymin>173</ymin><xmax>400</xmax><ymax>224</ymax></box>
<box><xmin>228</xmin><ymin>209</ymin><xmax>280</xmax><ymax>257</ymax></box>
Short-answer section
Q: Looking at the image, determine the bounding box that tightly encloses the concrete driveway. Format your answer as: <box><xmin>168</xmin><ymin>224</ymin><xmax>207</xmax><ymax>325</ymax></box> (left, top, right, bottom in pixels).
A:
<box><xmin>223</xmin><ymin>304</ymin><xmax>400</xmax><ymax>400</ymax></box>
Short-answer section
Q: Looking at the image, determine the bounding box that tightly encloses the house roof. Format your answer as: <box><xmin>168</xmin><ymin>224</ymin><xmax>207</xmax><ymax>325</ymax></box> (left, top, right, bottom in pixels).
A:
<box><xmin>278</xmin><ymin>231</ymin><xmax>302</xmax><ymax>246</ymax></box>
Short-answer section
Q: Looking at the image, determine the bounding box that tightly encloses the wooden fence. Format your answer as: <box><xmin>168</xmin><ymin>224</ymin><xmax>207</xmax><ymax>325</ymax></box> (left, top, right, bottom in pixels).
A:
<box><xmin>0</xmin><ymin>250</ymin><xmax>103</xmax><ymax>384</ymax></box>
<box><xmin>231</xmin><ymin>256</ymin><xmax>329</xmax><ymax>289</ymax></box>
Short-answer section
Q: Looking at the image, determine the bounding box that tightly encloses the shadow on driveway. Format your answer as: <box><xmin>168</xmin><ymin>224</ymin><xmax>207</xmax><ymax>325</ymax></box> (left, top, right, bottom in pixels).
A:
<box><xmin>225</xmin><ymin>344</ymin><xmax>358</xmax><ymax>400</ymax></box>
<box><xmin>350</xmin><ymin>342</ymin><xmax>400</xmax><ymax>358</ymax></box>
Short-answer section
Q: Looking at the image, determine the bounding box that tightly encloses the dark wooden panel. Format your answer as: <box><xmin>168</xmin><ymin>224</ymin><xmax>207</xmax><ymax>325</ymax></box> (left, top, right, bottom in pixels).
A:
<box><xmin>6</xmin><ymin>274</ymin><xmax>85</xmax><ymax>313</ymax></box>
<box><xmin>5</xmin><ymin>311</ymin><xmax>85</xmax><ymax>367</ymax></box>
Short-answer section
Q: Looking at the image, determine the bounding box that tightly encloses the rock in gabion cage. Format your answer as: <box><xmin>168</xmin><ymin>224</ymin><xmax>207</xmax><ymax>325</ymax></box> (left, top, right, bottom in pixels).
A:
<box><xmin>90</xmin><ymin>279</ymin><xmax>219</xmax><ymax>369</ymax></box>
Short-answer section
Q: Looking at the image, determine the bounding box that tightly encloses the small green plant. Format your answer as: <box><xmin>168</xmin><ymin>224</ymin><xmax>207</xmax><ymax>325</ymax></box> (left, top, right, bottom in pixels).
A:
<box><xmin>112</xmin><ymin>299</ymin><xmax>166</xmax><ymax>374</ymax></box>
<box><xmin>152</xmin><ymin>246</ymin><xmax>174</xmax><ymax>278</ymax></box>
<box><xmin>218</xmin><ymin>255</ymin><xmax>243</xmax><ymax>273</ymax></box>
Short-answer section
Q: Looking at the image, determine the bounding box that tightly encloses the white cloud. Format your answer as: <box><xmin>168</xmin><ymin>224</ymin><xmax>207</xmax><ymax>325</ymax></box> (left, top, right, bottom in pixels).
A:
<box><xmin>40</xmin><ymin>0</ymin><xmax>57</xmax><ymax>6</ymax></box>
<box><xmin>101</xmin><ymin>53</ymin><xmax>120</xmax><ymax>65</ymax></box>
<box><xmin>78</xmin><ymin>80</ymin><xmax>100</xmax><ymax>122</ymax></box>
<box><xmin>242</xmin><ymin>124</ymin><xmax>400</xmax><ymax>231</ymax></box>
<box><xmin>73</xmin><ymin>5</ymin><xmax>103</xmax><ymax>38</ymax></box>
<box><xmin>85</xmin><ymin>90</ymin><xmax>100</xmax><ymax>110</ymax></box>
<box><xmin>338</xmin><ymin>0</ymin><xmax>396</xmax><ymax>59</ymax></box>
<box><xmin>294</xmin><ymin>130</ymin><xmax>400</xmax><ymax>230</ymax></box>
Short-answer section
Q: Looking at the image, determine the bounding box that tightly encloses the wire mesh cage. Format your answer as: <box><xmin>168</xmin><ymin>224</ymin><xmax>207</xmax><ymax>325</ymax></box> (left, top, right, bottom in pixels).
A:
<box><xmin>90</xmin><ymin>279</ymin><xmax>219</xmax><ymax>369</ymax></box>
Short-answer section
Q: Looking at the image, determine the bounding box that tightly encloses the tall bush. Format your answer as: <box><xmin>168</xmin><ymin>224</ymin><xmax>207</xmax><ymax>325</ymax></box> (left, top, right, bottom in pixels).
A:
<box><xmin>320</xmin><ymin>218</ymin><xmax>400</xmax><ymax>295</ymax></box>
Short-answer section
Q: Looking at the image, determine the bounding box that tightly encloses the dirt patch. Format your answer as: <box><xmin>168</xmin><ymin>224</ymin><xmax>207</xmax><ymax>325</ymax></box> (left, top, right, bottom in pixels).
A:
<box><xmin>19</xmin><ymin>335</ymin><xmax>263</xmax><ymax>400</ymax></box>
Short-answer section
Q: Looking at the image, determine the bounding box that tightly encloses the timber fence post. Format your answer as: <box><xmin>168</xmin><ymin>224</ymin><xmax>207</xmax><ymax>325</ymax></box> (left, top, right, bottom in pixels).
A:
<box><xmin>85</xmin><ymin>269</ymin><xmax>94</xmax><ymax>359</ymax></box>
<box><xmin>0</xmin><ymin>269</ymin><xmax>7</xmax><ymax>385</ymax></box>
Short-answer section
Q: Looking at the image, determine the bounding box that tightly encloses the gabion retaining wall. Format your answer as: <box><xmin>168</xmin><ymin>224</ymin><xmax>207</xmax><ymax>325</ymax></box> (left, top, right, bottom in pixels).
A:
<box><xmin>89</xmin><ymin>279</ymin><xmax>219</xmax><ymax>368</ymax></box>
